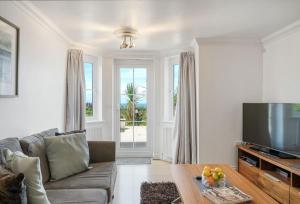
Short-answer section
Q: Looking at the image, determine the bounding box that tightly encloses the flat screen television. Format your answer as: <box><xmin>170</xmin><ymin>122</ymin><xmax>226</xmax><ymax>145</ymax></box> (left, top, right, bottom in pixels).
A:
<box><xmin>243</xmin><ymin>103</ymin><xmax>300</xmax><ymax>158</ymax></box>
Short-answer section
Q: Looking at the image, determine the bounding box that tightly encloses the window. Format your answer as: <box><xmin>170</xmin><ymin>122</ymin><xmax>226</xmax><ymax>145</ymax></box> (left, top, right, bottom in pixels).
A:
<box><xmin>172</xmin><ymin>64</ymin><xmax>179</xmax><ymax>114</ymax></box>
<box><xmin>84</xmin><ymin>62</ymin><xmax>93</xmax><ymax>117</ymax></box>
<box><xmin>164</xmin><ymin>56</ymin><xmax>180</xmax><ymax>120</ymax></box>
<box><xmin>83</xmin><ymin>55</ymin><xmax>99</xmax><ymax>120</ymax></box>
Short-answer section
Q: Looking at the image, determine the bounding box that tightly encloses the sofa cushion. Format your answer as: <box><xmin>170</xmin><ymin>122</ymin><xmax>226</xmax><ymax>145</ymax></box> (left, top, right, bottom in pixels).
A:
<box><xmin>55</xmin><ymin>129</ymin><xmax>86</xmax><ymax>136</ymax></box>
<box><xmin>20</xmin><ymin>128</ymin><xmax>58</xmax><ymax>184</ymax></box>
<box><xmin>44</xmin><ymin>133</ymin><xmax>89</xmax><ymax>180</ymax></box>
<box><xmin>3</xmin><ymin>149</ymin><xmax>50</xmax><ymax>204</ymax></box>
<box><xmin>45</xmin><ymin>162</ymin><xmax>117</xmax><ymax>201</ymax></box>
<box><xmin>0</xmin><ymin>138</ymin><xmax>22</xmax><ymax>164</ymax></box>
<box><xmin>46</xmin><ymin>189</ymin><xmax>107</xmax><ymax>204</ymax></box>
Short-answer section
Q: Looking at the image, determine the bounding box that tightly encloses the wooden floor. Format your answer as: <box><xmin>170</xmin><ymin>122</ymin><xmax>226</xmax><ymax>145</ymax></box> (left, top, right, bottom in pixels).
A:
<box><xmin>112</xmin><ymin>160</ymin><xmax>172</xmax><ymax>204</ymax></box>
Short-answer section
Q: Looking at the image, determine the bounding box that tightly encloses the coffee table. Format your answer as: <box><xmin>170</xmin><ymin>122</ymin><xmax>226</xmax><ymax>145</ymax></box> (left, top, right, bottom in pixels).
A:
<box><xmin>171</xmin><ymin>164</ymin><xmax>278</xmax><ymax>204</ymax></box>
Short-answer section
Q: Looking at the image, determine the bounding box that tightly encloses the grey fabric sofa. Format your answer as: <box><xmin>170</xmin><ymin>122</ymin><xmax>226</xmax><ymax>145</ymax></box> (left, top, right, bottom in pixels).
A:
<box><xmin>0</xmin><ymin>128</ymin><xmax>117</xmax><ymax>204</ymax></box>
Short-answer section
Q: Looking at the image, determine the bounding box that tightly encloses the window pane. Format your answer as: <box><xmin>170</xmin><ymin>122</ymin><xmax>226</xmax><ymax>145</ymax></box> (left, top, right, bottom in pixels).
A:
<box><xmin>120</xmin><ymin>68</ymin><xmax>133</xmax><ymax>94</ymax></box>
<box><xmin>173</xmin><ymin>64</ymin><xmax>179</xmax><ymax>114</ymax></box>
<box><xmin>134</xmin><ymin>68</ymin><xmax>147</xmax><ymax>95</ymax></box>
<box><xmin>86</xmin><ymin>90</ymin><xmax>93</xmax><ymax>117</ymax></box>
<box><xmin>84</xmin><ymin>63</ymin><xmax>93</xmax><ymax>117</ymax></box>
<box><xmin>84</xmin><ymin>63</ymin><xmax>93</xmax><ymax>90</ymax></box>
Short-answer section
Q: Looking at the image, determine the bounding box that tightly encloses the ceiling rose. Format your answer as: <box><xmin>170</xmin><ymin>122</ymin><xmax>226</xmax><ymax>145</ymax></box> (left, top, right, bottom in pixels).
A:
<box><xmin>115</xmin><ymin>27</ymin><xmax>138</xmax><ymax>49</ymax></box>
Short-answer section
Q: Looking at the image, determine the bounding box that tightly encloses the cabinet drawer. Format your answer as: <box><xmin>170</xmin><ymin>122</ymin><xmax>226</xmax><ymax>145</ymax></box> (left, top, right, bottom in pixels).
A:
<box><xmin>257</xmin><ymin>172</ymin><xmax>289</xmax><ymax>204</ymax></box>
<box><xmin>238</xmin><ymin>159</ymin><xmax>259</xmax><ymax>185</ymax></box>
<box><xmin>290</xmin><ymin>187</ymin><xmax>300</xmax><ymax>204</ymax></box>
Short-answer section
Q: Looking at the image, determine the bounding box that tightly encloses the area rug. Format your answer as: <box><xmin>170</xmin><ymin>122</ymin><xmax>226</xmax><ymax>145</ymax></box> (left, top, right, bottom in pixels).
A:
<box><xmin>140</xmin><ymin>182</ymin><xmax>181</xmax><ymax>204</ymax></box>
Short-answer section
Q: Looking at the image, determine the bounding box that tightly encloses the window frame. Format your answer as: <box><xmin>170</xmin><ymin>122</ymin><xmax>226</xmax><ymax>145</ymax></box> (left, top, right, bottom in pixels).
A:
<box><xmin>84</xmin><ymin>55</ymin><xmax>99</xmax><ymax>122</ymax></box>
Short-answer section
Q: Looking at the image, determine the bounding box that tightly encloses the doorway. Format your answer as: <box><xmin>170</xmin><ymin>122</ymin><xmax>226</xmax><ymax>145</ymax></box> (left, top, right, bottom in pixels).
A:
<box><xmin>114</xmin><ymin>60</ymin><xmax>153</xmax><ymax>157</ymax></box>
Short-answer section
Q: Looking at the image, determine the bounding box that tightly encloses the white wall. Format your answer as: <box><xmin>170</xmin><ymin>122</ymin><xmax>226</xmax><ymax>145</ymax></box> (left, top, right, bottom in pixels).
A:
<box><xmin>196</xmin><ymin>39</ymin><xmax>263</xmax><ymax>166</ymax></box>
<box><xmin>101</xmin><ymin>56</ymin><xmax>114</xmax><ymax>140</ymax></box>
<box><xmin>0</xmin><ymin>2</ymin><xmax>69</xmax><ymax>138</ymax></box>
<box><xmin>263</xmin><ymin>25</ymin><xmax>300</xmax><ymax>102</ymax></box>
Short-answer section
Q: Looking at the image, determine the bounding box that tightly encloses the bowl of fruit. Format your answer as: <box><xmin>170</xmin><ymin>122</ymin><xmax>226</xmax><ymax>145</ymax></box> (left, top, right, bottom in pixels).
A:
<box><xmin>201</xmin><ymin>166</ymin><xmax>225</xmax><ymax>188</ymax></box>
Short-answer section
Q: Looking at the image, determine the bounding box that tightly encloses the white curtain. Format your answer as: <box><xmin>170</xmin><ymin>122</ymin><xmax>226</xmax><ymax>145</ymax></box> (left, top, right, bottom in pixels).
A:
<box><xmin>65</xmin><ymin>49</ymin><xmax>85</xmax><ymax>131</ymax></box>
<box><xmin>173</xmin><ymin>51</ymin><xmax>198</xmax><ymax>164</ymax></box>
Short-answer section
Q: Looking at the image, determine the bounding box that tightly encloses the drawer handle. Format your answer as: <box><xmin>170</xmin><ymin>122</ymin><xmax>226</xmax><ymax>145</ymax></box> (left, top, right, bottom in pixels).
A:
<box><xmin>264</xmin><ymin>173</ymin><xmax>280</xmax><ymax>182</ymax></box>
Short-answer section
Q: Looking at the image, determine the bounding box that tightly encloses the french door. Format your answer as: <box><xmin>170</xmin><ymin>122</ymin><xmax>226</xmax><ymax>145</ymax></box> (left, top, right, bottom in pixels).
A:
<box><xmin>114</xmin><ymin>60</ymin><xmax>153</xmax><ymax>157</ymax></box>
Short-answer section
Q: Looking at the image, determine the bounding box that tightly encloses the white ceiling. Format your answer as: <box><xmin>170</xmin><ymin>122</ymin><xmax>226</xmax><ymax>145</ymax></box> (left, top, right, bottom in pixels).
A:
<box><xmin>31</xmin><ymin>0</ymin><xmax>300</xmax><ymax>52</ymax></box>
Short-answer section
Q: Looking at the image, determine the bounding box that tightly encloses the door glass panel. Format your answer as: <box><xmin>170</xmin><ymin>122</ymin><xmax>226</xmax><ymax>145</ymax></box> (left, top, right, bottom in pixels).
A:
<box><xmin>134</xmin><ymin>121</ymin><xmax>147</xmax><ymax>148</ymax></box>
<box><xmin>134</xmin><ymin>68</ymin><xmax>147</xmax><ymax>95</ymax></box>
<box><xmin>120</xmin><ymin>95</ymin><xmax>134</xmax><ymax>121</ymax></box>
<box><xmin>120</xmin><ymin>68</ymin><xmax>133</xmax><ymax>94</ymax></box>
<box><xmin>120</xmin><ymin>123</ymin><xmax>133</xmax><ymax>148</ymax></box>
<box><xmin>119</xmin><ymin>67</ymin><xmax>147</xmax><ymax>149</ymax></box>
<box><xmin>135</xmin><ymin>95</ymin><xmax>147</xmax><ymax>121</ymax></box>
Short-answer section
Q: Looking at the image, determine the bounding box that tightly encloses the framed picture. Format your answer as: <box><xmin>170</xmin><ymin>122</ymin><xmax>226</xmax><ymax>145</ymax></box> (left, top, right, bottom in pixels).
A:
<box><xmin>0</xmin><ymin>16</ymin><xmax>19</xmax><ymax>97</ymax></box>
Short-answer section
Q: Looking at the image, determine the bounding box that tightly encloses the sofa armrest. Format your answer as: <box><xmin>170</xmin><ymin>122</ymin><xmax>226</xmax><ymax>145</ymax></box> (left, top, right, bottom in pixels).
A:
<box><xmin>88</xmin><ymin>141</ymin><xmax>116</xmax><ymax>163</ymax></box>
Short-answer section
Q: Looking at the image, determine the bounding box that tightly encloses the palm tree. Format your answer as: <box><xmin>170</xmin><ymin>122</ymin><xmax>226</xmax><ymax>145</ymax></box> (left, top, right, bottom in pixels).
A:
<box><xmin>123</xmin><ymin>83</ymin><xmax>135</xmax><ymax>122</ymax></box>
<box><xmin>121</xmin><ymin>83</ymin><xmax>145</xmax><ymax>125</ymax></box>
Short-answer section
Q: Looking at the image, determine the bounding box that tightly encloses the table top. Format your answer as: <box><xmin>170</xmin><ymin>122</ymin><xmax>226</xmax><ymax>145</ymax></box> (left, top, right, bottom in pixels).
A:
<box><xmin>171</xmin><ymin>164</ymin><xmax>278</xmax><ymax>204</ymax></box>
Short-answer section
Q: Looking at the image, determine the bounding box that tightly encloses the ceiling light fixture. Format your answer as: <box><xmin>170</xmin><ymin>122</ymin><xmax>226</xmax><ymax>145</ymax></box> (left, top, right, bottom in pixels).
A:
<box><xmin>115</xmin><ymin>27</ymin><xmax>138</xmax><ymax>49</ymax></box>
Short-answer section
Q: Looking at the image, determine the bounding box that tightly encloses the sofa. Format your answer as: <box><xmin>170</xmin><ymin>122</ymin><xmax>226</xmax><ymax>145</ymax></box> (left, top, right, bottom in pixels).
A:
<box><xmin>0</xmin><ymin>128</ymin><xmax>117</xmax><ymax>204</ymax></box>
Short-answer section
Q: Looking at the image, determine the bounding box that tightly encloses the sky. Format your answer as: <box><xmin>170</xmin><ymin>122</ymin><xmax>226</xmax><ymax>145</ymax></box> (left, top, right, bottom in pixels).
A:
<box><xmin>84</xmin><ymin>63</ymin><xmax>93</xmax><ymax>103</ymax></box>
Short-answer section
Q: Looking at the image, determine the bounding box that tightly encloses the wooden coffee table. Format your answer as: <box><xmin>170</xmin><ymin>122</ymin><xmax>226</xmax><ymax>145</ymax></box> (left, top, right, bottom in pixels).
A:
<box><xmin>171</xmin><ymin>164</ymin><xmax>278</xmax><ymax>204</ymax></box>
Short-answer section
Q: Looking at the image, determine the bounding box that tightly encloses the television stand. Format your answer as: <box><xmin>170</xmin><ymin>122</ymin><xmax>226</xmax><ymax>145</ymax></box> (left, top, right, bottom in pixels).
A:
<box><xmin>249</xmin><ymin>145</ymin><xmax>297</xmax><ymax>159</ymax></box>
<box><xmin>237</xmin><ymin>144</ymin><xmax>300</xmax><ymax>203</ymax></box>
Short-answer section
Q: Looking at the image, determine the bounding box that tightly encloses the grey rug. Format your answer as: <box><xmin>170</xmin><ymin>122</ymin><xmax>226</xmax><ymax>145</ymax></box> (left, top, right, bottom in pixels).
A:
<box><xmin>116</xmin><ymin>157</ymin><xmax>152</xmax><ymax>165</ymax></box>
<box><xmin>140</xmin><ymin>182</ymin><xmax>181</xmax><ymax>204</ymax></box>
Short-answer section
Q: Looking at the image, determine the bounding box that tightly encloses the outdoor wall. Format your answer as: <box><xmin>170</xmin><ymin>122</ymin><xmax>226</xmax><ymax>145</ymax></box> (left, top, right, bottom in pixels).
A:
<box><xmin>262</xmin><ymin>24</ymin><xmax>300</xmax><ymax>102</ymax></box>
<box><xmin>0</xmin><ymin>2</ymin><xmax>69</xmax><ymax>138</ymax></box>
<box><xmin>196</xmin><ymin>39</ymin><xmax>263</xmax><ymax>167</ymax></box>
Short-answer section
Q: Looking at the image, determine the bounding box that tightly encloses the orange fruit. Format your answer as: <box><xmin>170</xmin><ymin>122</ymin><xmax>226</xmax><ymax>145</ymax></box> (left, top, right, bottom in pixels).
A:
<box><xmin>207</xmin><ymin>176</ymin><xmax>215</xmax><ymax>185</ymax></box>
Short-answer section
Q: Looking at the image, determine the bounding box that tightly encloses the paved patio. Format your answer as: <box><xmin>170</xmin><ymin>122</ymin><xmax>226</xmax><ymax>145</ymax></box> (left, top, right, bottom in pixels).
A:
<box><xmin>120</xmin><ymin>126</ymin><xmax>147</xmax><ymax>142</ymax></box>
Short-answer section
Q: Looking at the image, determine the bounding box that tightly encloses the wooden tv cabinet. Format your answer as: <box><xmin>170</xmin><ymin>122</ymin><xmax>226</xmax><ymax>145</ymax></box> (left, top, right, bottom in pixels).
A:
<box><xmin>237</xmin><ymin>145</ymin><xmax>300</xmax><ymax>204</ymax></box>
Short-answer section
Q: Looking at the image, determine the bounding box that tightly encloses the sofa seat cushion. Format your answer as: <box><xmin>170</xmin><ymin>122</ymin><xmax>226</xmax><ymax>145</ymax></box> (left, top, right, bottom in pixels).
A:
<box><xmin>46</xmin><ymin>189</ymin><xmax>107</xmax><ymax>204</ymax></box>
<box><xmin>45</xmin><ymin>162</ymin><xmax>117</xmax><ymax>200</ymax></box>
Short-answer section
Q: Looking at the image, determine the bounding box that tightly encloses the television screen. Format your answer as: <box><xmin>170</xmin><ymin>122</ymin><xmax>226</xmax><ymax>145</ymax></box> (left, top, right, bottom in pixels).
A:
<box><xmin>243</xmin><ymin>103</ymin><xmax>300</xmax><ymax>157</ymax></box>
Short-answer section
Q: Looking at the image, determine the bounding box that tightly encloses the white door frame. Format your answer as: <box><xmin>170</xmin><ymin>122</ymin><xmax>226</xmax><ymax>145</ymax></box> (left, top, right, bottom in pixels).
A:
<box><xmin>113</xmin><ymin>59</ymin><xmax>154</xmax><ymax>157</ymax></box>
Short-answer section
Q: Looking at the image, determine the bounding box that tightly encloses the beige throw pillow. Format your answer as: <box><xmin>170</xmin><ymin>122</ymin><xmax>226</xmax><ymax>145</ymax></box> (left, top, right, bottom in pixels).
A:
<box><xmin>3</xmin><ymin>149</ymin><xmax>50</xmax><ymax>204</ymax></box>
<box><xmin>44</xmin><ymin>133</ymin><xmax>89</xmax><ymax>180</ymax></box>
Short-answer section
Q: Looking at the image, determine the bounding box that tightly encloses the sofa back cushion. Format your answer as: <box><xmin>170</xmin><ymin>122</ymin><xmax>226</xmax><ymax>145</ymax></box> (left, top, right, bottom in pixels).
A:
<box><xmin>0</xmin><ymin>138</ymin><xmax>23</xmax><ymax>165</ymax></box>
<box><xmin>20</xmin><ymin>128</ymin><xmax>58</xmax><ymax>184</ymax></box>
<box><xmin>45</xmin><ymin>133</ymin><xmax>89</xmax><ymax>180</ymax></box>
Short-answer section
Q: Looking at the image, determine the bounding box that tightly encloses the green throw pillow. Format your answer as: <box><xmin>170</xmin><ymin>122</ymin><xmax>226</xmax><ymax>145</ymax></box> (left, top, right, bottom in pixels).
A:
<box><xmin>44</xmin><ymin>133</ymin><xmax>89</xmax><ymax>180</ymax></box>
<box><xmin>3</xmin><ymin>149</ymin><xmax>50</xmax><ymax>204</ymax></box>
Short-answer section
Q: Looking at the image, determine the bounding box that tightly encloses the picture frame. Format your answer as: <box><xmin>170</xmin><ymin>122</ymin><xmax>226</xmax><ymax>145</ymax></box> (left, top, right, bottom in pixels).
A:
<box><xmin>0</xmin><ymin>16</ymin><xmax>19</xmax><ymax>97</ymax></box>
